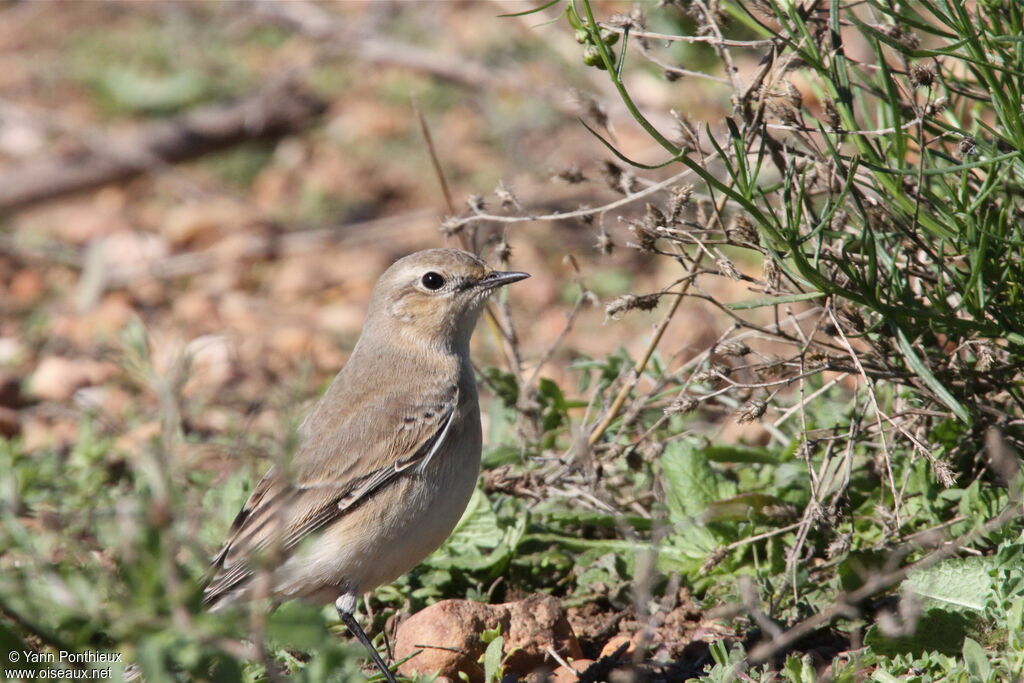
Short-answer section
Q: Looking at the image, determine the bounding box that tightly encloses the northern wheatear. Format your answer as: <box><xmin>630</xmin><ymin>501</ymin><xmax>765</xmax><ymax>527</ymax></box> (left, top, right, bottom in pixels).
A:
<box><xmin>204</xmin><ymin>248</ymin><xmax>528</xmax><ymax>682</ymax></box>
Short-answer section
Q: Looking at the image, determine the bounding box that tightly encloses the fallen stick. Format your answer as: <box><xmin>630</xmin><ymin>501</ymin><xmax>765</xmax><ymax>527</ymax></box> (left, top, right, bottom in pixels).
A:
<box><xmin>0</xmin><ymin>79</ymin><xmax>326</xmax><ymax>213</ymax></box>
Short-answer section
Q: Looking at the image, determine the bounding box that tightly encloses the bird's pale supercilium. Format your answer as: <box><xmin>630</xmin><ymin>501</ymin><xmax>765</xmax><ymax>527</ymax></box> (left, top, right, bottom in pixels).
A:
<box><xmin>203</xmin><ymin>248</ymin><xmax>528</xmax><ymax>682</ymax></box>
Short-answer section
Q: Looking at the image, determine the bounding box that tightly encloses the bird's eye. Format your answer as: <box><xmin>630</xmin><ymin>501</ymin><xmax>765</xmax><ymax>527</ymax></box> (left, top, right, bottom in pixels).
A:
<box><xmin>421</xmin><ymin>271</ymin><xmax>446</xmax><ymax>290</ymax></box>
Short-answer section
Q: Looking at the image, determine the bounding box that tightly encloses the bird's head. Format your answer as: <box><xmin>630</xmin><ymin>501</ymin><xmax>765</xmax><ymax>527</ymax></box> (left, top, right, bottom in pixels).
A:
<box><xmin>365</xmin><ymin>248</ymin><xmax>529</xmax><ymax>351</ymax></box>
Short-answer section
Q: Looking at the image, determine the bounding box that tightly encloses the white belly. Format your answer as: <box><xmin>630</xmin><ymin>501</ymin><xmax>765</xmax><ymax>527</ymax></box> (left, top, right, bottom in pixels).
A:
<box><xmin>272</xmin><ymin>411</ymin><xmax>482</xmax><ymax>602</ymax></box>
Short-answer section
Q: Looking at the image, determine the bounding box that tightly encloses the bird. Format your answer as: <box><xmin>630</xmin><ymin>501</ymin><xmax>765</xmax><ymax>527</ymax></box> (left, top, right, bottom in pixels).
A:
<box><xmin>202</xmin><ymin>248</ymin><xmax>529</xmax><ymax>682</ymax></box>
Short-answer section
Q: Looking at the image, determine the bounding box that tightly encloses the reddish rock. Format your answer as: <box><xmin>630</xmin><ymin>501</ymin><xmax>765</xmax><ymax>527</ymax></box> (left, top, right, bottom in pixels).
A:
<box><xmin>394</xmin><ymin>595</ymin><xmax>582</xmax><ymax>682</ymax></box>
<box><xmin>504</xmin><ymin>594</ymin><xmax>584</xmax><ymax>673</ymax></box>
<box><xmin>394</xmin><ymin>599</ymin><xmax>495</xmax><ymax>682</ymax></box>
<box><xmin>600</xmin><ymin>634</ymin><xmax>636</xmax><ymax>659</ymax></box>
<box><xmin>552</xmin><ymin>658</ymin><xmax>595</xmax><ymax>682</ymax></box>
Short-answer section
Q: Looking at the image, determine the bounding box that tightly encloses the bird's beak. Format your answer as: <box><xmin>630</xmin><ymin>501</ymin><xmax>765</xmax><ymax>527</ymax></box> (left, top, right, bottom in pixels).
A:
<box><xmin>477</xmin><ymin>270</ymin><xmax>530</xmax><ymax>290</ymax></box>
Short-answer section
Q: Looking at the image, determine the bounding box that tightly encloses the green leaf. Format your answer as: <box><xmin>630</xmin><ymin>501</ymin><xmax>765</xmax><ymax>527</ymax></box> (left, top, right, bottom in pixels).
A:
<box><xmin>702</xmin><ymin>493</ymin><xmax>796</xmax><ymax>523</ymax></box>
<box><xmin>782</xmin><ymin>654</ymin><xmax>817</xmax><ymax>683</ymax></box>
<box><xmin>725</xmin><ymin>291</ymin><xmax>826</xmax><ymax>310</ymax></box>
<box><xmin>962</xmin><ymin>637</ymin><xmax>993</xmax><ymax>682</ymax></box>
<box><xmin>483</xmin><ymin>635</ymin><xmax>504</xmax><ymax>682</ymax></box>
<box><xmin>904</xmin><ymin>557</ymin><xmax>996</xmax><ymax>612</ymax></box>
<box><xmin>893</xmin><ymin>326</ymin><xmax>971</xmax><ymax>423</ymax></box>
<box><xmin>864</xmin><ymin>608</ymin><xmax>974</xmax><ymax>656</ymax></box>
<box><xmin>661</xmin><ymin>442</ymin><xmax>726</xmax><ymax>522</ymax></box>
<box><xmin>428</xmin><ymin>489</ymin><xmax>526</xmax><ymax>572</ymax></box>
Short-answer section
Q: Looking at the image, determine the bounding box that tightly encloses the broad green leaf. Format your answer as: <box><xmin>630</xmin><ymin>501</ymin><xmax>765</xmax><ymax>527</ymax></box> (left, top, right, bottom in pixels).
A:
<box><xmin>661</xmin><ymin>442</ymin><xmax>728</xmax><ymax>522</ymax></box>
<box><xmin>962</xmin><ymin>637</ymin><xmax>992</xmax><ymax>682</ymax></box>
<box><xmin>864</xmin><ymin>608</ymin><xmax>974</xmax><ymax>656</ymax></box>
<box><xmin>904</xmin><ymin>557</ymin><xmax>995</xmax><ymax>612</ymax></box>
<box><xmin>483</xmin><ymin>635</ymin><xmax>504</xmax><ymax>683</ymax></box>
<box><xmin>702</xmin><ymin>493</ymin><xmax>796</xmax><ymax>523</ymax></box>
<box><xmin>429</xmin><ymin>489</ymin><xmax>526</xmax><ymax>572</ymax></box>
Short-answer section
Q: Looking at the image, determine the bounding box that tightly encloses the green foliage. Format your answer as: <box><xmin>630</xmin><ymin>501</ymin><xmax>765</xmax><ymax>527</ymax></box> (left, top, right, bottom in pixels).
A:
<box><xmin>5</xmin><ymin>1</ymin><xmax>1024</xmax><ymax>681</ymax></box>
<box><xmin>549</xmin><ymin>0</ymin><xmax>1024</xmax><ymax>677</ymax></box>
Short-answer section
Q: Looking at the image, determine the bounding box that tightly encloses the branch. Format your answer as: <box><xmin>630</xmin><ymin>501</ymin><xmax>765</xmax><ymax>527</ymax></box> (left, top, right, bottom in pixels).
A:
<box><xmin>0</xmin><ymin>79</ymin><xmax>326</xmax><ymax>213</ymax></box>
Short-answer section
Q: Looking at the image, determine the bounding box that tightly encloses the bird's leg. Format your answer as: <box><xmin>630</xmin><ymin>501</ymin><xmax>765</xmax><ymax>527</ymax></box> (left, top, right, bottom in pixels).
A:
<box><xmin>335</xmin><ymin>593</ymin><xmax>398</xmax><ymax>683</ymax></box>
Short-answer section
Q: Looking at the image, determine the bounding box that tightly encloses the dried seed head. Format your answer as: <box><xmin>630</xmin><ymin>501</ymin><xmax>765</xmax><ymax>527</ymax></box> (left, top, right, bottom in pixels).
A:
<box><xmin>494</xmin><ymin>181</ymin><xmax>522</xmax><ymax>210</ymax></box>
<box><xmin>694</xmin><ymin>364</ymin><xmax>731</xmax><ymax>383</ymax></box>
<box><xmin>717</xmin><ymin>341</ymin><xmax>751</xmax><ymax>357</ymax></box>
<box><xmin>643</xmin><ymin>203</ymin><xmax>667</xmax><ymax>231</ymax></box>
<box><xmin>595</xmin><ymin>230</ymin><xmax>614</xmax><ymax>256</ymax></box>
<box><xmin>736</xmin><ymin>399</ymin><xmax>767</xmax><ymax>423</ymax></box>
<box><xmin>604</xmin><ymin>293</ymin><xmax>662</xmax><ymax>320</ymax></box>
<box><xmin>666</xmin><ymin>184</ymin><xmax>694</xmax><ymax>224</ymax></box>
<box><xmin>700</xmin><ymin>547</ymin><xmax>728</xmax><ymax>573</ymax></box>
<box><xmin>805</xmin><ymin>350</ymin><xmax>829</xmax><ymax>369</ymax></box>
<box><xmin>926</xmin><ymin>96</ymin><xmax>948</xmax><ymax>116</ymax></box>
<box><xmin>976</xmin><ymin>342</ymin><xmax>994</xmax><ymax>371</ymax></box>
<box><xmin>665</xmin><ymin>396</ymin><xmax>699</xmax><ymax>415</ymax></box>
<box><xmin>879</xmin><ymin>23</ymin><xmax>920</xmax><ymax>50</ymax></box>
<box><xmin>932</xmin><ymin>459</ymin><xmax>957</xmax><ymax>488</ymax></box>
<box><xmin>608</xmin><ymin>11</ymin><xmax>643</xmax><ymax>31</ymax></box>
<box><xmin>628</xmin><ymin>219</ymin><xmax>660</xmax><ymax>252</ymax></box>
<box><xmin>439</xmin><ymin>215</ymin><xmax>464</xmax><ymax>236</ymax></box>
<box><xmin>554</xmin><ymin>164</ymin><xmax>587</xmax><ymax>184</ymax></box>
<box><xmin>822</xmin><ymin>98</ymin><xmax>841</xmax><ymax>129</ymax></box>
<box><xmin>663</xmin><ymin>69</ymin><xmax>681</xmax><ymax>82</ymax></box>
<box><xmin>910</xmin><ymin>63</ymin><xmax>935</xmax><ymax>88</ymax></box>
<box><xmin>763</xmin><ymin>81</ymin><xmax>803</xmax><ymax>124</ymax></box>
<box><xmin>763</xmin><ymin>258</ymin><xmax>782</xmax><ymax>291</ymax></box>
<box><xmin>958</xmin><ymin>136</ymin><xmax>977</xmax><ymax>158</ymax></box>
<box><xmin>716</xmin><ymin>255</ymin><xmax>743</xmax><ymax>280</ymax></box>
<box><xmin>826</xmin><ymin>533</ymin><xmax>851</xmax><ymax>559</ymax></box>
<box><xmin>467</xmin><ymin>194</ymin><xmax>486</xmax><ymax>212</ymax></box>
<box><xmin>726</xmin><ymin>213</ymin><xmax>758</xmax><ymax>244</ymax></box>
<box><xmin>669</xmin><ymin>109</ymin><xmax>699</xmax><ymax>152</ymax></box>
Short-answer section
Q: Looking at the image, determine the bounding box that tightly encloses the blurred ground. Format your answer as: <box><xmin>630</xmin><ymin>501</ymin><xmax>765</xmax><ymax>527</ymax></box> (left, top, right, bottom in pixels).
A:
<box><xmin>0</xmin><ymin>1</ymin><xmax>774</xmax><ymax>463</ymax></box>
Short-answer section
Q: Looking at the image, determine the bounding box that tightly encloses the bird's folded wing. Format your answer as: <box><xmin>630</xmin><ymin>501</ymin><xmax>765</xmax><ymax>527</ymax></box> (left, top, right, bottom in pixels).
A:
<box><xmin>203</xmin><ymin>387</ymin><xmax>459</xmax><ymax>606</ymax></box>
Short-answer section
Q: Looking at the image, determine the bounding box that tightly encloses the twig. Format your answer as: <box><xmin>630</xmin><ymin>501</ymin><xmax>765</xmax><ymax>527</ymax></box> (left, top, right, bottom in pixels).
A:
<box><xmin>599</xmin><ymin>24</ymin><xmax>776</xmax><ymax>48</ymax></box>
<box><xmin>587</xmin><ymin>262</ymin><xmax>696</xmax><ymax>447</ymax></box>
<box><xmin>0</xmin><ymin>78</ymin><xmax>326</xmax><ymax>212</ymax></box>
